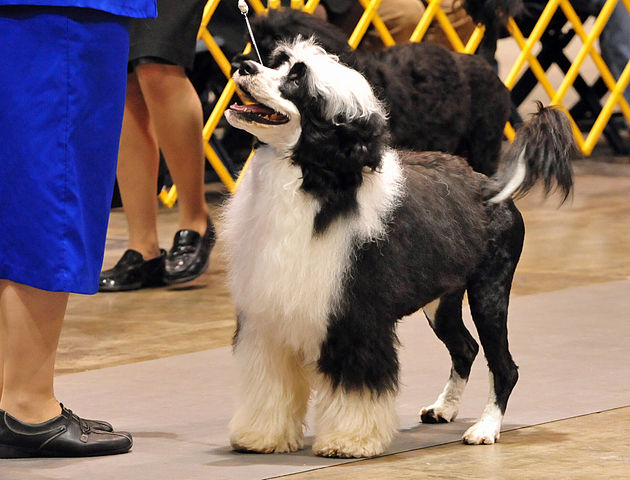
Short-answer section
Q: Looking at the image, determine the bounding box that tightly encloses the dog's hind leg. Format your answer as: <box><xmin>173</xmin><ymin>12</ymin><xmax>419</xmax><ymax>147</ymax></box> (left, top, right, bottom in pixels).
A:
<box><xmin>229</xmin><ymin>322</ymin><xmax>310</xmax><ymax>454</ymax></box>
<box><xmin>461</xmin><ymin>208</ymin><xmax>523</xmax><ymax>445</ymax></box>
<box><xmin>419</xmin><ymin>288</ymin><xmax>479</xmax><ymax>424</ymax></box>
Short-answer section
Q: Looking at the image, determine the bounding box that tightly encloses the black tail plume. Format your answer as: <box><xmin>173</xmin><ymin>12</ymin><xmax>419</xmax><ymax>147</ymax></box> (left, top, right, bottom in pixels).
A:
<box><xmin>489</xmin><ymin>103</ymin><xmax>575</xmax><ymax>204</ymax></box>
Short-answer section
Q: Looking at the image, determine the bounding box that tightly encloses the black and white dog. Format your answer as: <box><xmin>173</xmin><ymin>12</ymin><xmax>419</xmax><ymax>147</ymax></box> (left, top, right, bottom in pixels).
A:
<box><xmin>223</xmin><ymin>38</ymin><xmax>573</xmax><ymax>458</ymax></box>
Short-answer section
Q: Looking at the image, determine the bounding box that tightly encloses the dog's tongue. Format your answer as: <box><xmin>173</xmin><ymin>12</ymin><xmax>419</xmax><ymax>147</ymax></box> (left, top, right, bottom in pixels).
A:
<box><xmin>230</xmin><ymin>103</ymin><xmax>275</xmax><ymax>115</ymax></box>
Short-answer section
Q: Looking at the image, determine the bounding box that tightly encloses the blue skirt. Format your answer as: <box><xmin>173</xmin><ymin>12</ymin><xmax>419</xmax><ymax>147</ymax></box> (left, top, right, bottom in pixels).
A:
<box><xmin>0</xmin><ymin>6</ymin><xmax>129</xmax><ymax>294</ymax></box>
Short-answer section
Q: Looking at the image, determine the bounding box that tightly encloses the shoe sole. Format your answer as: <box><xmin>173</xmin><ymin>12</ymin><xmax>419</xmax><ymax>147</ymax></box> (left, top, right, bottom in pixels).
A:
<box><xmin>98</xmin><ymin>283</ymin><xmax>143</xmax><ymax>292</ymax></box>
<box><xmin>0</xmin><ymin>443</ymin><xmax>131</xmax><ymax>458</ymax></box>
<box><xmin>99</xmin><ymin>277</ymin><xmax>167</xmax><ymax>292</ymax></box>
<box><xmin>164</xmin><ymin>255</ymin><xmax>210</xmax><ymax>285</ymax></box>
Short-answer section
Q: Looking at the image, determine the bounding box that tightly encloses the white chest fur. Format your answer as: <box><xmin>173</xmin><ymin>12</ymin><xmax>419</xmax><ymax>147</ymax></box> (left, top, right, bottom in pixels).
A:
<box><xmin>222</xmin><ymin>146</ymin><xmax>403</xmax><ymax>360</ymax></box>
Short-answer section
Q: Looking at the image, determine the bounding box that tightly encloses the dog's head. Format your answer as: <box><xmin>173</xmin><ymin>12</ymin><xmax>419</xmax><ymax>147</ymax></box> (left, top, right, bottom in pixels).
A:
<box><xmin>226</xmin><ymin>37</ymin><xmax>391</xmax><ymax>233</ymax></box>
<box><xmin>226</xmin><ymin>37</ymin><xmax>387</xmax><ymax>150</ymax></box>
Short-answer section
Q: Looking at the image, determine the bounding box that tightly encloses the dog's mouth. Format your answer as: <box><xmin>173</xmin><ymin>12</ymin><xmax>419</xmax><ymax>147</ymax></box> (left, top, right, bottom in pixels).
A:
<box><xmin>229</xmin><ymin>103</ymin><xmax>290</xmax><ymax>125</ymax></box>
<box><xmin>230</xmin><ymin>85</ymin><xmax>289</xmax><ymax>125</ymax></box>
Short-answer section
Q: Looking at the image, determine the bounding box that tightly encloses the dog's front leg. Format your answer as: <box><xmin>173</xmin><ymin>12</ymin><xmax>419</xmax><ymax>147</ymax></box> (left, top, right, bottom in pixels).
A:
<box><xmin>312</xmin><ymin>376</ymin><xmax>397</xmax><ymax>459</ymax></box>
<box><xmin>229</xmin><ymin>323</ymin><xmax>309</xmax><ymax>453</ymax></box>
<box><xmin>312</xmin><ymin>319</ymin><xmax>399</xmax><ymax>459</ymax></box>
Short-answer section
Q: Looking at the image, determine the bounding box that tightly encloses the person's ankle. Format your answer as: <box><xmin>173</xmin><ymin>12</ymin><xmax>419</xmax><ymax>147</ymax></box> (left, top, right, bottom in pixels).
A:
<box><xmin>0</xmin><ymin>397</ymin><xmax>62</xmax><ymax>424</ymax></box>
<box><xmin>127</xmin><ymin>246</ymin><xmax>162</xmax><ymax>261</ymax></box>
<box><xmin>177</xmin><ymin>211</ymin><xmax>210</xmax><ymax>235</ymax></box>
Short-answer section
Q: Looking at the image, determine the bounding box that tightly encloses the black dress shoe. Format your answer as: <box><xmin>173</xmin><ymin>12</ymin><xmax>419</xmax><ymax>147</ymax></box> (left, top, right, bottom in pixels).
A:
<box><xmin>0</xmin><ymin>406</ymin><xmax>132</xmax><ymax>458</ymax></box>
<box><xmin>165</xmin><ymin>216</ymin><xmax>216</xmax><ymax>284</ymax></box>
<box><xmin>85</xmin><ymin>418</ymin><xmax>113</xmax><ymax>432</ymax></box>
<box><xmin>62</xmin><ymin>405</ymin><xmax>113</xmax><ymax>432</ymax></box>
<box><xmin>99</xmin><ymin>249</ymin><xmax>166</xmax><ymax>292</ymax></box>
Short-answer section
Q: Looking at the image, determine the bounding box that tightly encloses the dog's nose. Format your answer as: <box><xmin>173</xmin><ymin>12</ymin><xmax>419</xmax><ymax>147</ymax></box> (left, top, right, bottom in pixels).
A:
<box><xmin>235</xmin><ymin>60</ymin><xmax>259</xmax><ymax>77</ymax></box>
<box><xmin>230</xmin><ymin>54</ymin><xmax>248</xmax><ymax>74</ymax></box>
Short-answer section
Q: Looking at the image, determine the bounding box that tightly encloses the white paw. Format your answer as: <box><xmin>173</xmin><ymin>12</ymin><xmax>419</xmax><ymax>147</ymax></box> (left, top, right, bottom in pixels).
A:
<box><xmin>419</xmin><ymin>402</ymin><xmax>459</xmax><ymax>424</ymax></box>
<box><xmin>461</xmin><ymin>420</ymin><xmax>501</xmax><ymax>445</ymax></box>
<box><xmin>420</xmin><ymin>373</ymin><xmax>466</xmax><ymax>424</ymax></box>
<box><xmin>230</xmin><ymin>428</ymin><xmax>303</xmax><ymax>453</ymax></box>
<box><xmin>313</xmin><ymin>435</ymin><xmax>387</xmax><ymax>458</ymax></box>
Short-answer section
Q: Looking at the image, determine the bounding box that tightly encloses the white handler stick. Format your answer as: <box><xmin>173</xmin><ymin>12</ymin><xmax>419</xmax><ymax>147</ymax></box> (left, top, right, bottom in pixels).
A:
<box><xmin>238</xmin><ymin>0</ymin><xmax>264</xmax><ymax>65</ymax></box>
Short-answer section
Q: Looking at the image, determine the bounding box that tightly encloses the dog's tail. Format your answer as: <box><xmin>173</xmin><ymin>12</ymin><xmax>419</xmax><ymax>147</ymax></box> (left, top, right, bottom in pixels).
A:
<box><xmin>488</xmin><ymin>103</ymin><xmax>575</xmax><ymax>204</ymax></box>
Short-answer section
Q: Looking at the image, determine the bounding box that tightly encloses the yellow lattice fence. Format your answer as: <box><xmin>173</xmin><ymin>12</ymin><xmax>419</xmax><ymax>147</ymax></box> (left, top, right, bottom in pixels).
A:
<box><xmin>169</xmin><ymin>0</ymin><xmax>629</xmax><ymax>200</ymax></box>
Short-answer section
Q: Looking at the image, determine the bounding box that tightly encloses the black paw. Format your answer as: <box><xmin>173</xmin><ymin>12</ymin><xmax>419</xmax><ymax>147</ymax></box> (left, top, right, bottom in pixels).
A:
<box><xmin>420</xmin><ymin>409</ymin><xmax>449</xmax><ymax>424</ymax></box>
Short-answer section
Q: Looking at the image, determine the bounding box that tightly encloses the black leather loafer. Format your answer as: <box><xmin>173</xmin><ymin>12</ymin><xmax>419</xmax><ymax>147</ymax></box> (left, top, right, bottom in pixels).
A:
<box><xmin>99</xmin><ymin>249</ymin><xmax>166</xmax><ymax>292</ymax></box>
<box><xmin>63</xmin><ymin>405</ymin><xmax>113</xmax><ymax>432</ymax></box>
<box><xmin>165</xmin><ymin>216</ymin><xmax>216</xmax><ymax>284</ymax></box>
<box><xmin>85</xmin><ymin>418</ymin><xmax>113</xmax><ymax>432</ymax></box>
<box><xmin>0</xmin><ymin>406</ymin><xmax>132</xmax><ymax>458</ymax></box>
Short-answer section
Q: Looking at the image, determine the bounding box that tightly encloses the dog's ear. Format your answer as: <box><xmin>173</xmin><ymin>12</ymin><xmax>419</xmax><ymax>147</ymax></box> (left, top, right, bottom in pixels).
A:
<box><xmin>295</xmin><ymin>109</ymin><xmax>389</xmax><ymax>234</ymax></box>
<box><xmin>287</xmin><ymin>61</ymin><xmax>307</xmax><ymax>82</ymax></box>
<box><xmin>336</xmin><ymin>112</ymin><xmax>389</xmax><ymax>170</ymax></box>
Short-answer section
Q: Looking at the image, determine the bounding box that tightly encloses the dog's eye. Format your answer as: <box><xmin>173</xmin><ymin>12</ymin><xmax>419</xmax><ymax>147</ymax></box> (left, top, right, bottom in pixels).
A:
<box><xmin>269</xmin><ymin>51</ymin><xmax>289</xmax><ymax>69</ymax></box>
<box><xmin>287</xmin><ymin>62</ymin><xmax>307</xmax><ymax>84</ymax></box>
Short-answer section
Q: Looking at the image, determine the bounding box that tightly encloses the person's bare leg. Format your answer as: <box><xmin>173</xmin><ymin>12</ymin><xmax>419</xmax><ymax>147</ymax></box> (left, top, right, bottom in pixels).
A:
<box><xmin>116</xmin><ymin>72</ymin><xmax>162</xmax><ymax>261</ymax></box>
<box><xmin>0</xmin><ymin>280</ymin><xmax>65</xmax><ymax>424</ymax></box>
<box><xmin>135</xmin><ymin>63</ymin><xmax>209</xmax><ymax>236</ymax></box>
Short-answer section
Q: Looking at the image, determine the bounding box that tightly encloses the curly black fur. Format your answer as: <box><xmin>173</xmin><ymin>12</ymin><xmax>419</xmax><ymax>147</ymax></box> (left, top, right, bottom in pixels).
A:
<box><xmin>244</xmin><ymin>9</ymin><xmax>511</xmax><ymax>176</ymax></box>
<box><xmin>319</xmin><ymin>152</ymin><xmax>491</xmax><ymax>395</ymax></box>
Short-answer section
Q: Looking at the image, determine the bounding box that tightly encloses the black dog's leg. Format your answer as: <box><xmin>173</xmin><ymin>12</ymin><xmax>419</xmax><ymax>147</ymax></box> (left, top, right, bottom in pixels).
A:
<box><xmin>462</xmin><ymin>206</ymin><xmax>524</xmax><ymax>444</ymax></box>
<box><xmin>420</xmin><ymin>288</ymin><xmax>479</xmax><ymax>424</ymax></box>
<box><xmin>312</xmin><ymin>372</ymin><xmax>398</xmax><ymax>459</ymax></box>
<box><xmin>313</xmin><ymin>318</ymin><xmax>399</xmax><ymax>458</ymax></box>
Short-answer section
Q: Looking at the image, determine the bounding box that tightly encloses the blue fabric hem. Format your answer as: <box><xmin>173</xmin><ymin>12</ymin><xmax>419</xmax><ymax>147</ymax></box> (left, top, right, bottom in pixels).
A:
<box><xmin>0</xmin><ymin>0</ymin><xmax>157</xmax><ymax>18</ymax></box>
<box><xmin>0</xmin><ymin>272</ymin><xmax>98</xmax><ymax>295</ymax></box>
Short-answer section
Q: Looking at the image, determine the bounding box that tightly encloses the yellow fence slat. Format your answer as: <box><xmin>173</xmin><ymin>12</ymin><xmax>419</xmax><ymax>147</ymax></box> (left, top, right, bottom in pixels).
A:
<box><xmin>584</xmin><ymin>61</ymin><xmax>630</xmax><ymax>154</ymax></box>
<box><xmin>505</xmin><ymin>0</ymin><xmax>561</xmax><ymax>89</ymax></box>
<box><xmin>433</xmin><ymin>1</ymin><xmax>466</xmax><ymax>51</ymax></box>
<box><xmin>355</xmin><ymin>0</ymin><xmax>396</xmax><ymax>48</ymax></box>
<box><xmin>197</xmin><ymin>0</ymin><xmax>222</xmax><ymax>38</ymax></box>
<box><xmin>303</xmin><ymin>0</ymin><xmax>321</xmax><ymax>14</ymax></box>
<box><xmin>158</xmin><ymin>184</ymin><xmax>178</xmax><ymax>208</ymax></box>
<box><xmin>561</xmin><ymin>0</ymin><xmax>630</xmax><ymax>121</ymax></box>
<box><xmin>205</xmin><ymin>142</ymin><xmax>236</xmax><ymax>192</ymax></box>
<box><xmin>409</xmin><ymin>0</ymin><xmax>440</xmax><ymax>42</ymax></box>
<box><xmin>348</xmin><ymin>0</ymin><xmax>384</xmax><ymax>49</ymax></box>
<box><xmin>249</xmin><ymin>0</ymin><xmax>267</xmax><ymax>13</ymax></box>
<box><xmin>463</xmin><ymin>25</ymin><xmax>485</xmax><ymax>54</ymax></box>
<box><xmin>199</xmin><ymin>29</ymin><xmax>233</xmax><ymax>79</ymax></box>
<box><xmin>552</xmin><ymin>0</ymin><xmax>613</xmax><ymax>105</ymax></box>
<box><xmin>506</xmin><ymin>18</ymin><xmax>558</xmax><ymax>100</ymax></box>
